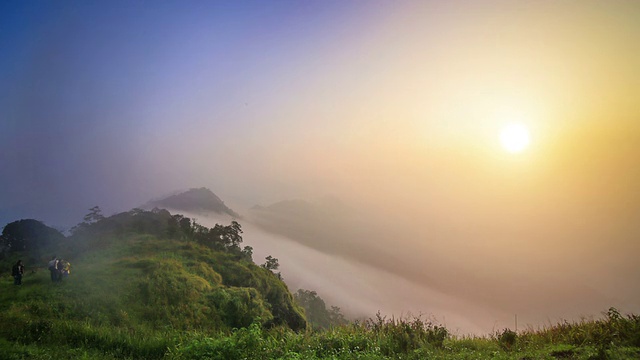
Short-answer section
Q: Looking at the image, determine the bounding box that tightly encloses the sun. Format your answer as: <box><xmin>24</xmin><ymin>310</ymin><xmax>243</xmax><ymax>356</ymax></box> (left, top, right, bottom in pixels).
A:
<box><xmin>500</xmin><ymin>123</ymin><xmax>530</xmax><ymax>153</ymax></box>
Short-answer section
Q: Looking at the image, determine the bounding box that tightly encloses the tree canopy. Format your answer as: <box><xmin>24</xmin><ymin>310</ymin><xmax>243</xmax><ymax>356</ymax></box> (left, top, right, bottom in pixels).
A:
<box><xmin>294</xmin><ymin>289</ymin><xmax>347</xmax><ymax>329</ymax></box>
<box><xmin>0</xmin><ymin>219</ymin><xmax>65</xmax><ymax>254</ymax></box>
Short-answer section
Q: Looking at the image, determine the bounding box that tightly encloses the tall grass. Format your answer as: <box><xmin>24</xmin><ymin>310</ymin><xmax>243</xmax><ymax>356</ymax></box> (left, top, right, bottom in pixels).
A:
<box><xmin>168</xmin><ymin>310</ymin><xmax>640</xmax><ymax>360</ymax></box>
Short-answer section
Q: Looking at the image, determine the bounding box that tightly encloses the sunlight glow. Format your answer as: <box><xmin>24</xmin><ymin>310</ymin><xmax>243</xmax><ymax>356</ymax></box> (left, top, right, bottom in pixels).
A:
<box><xmin>500</xmin><ymin>123</ymin><xmax>530</xmax><ymax>153</ymax></box>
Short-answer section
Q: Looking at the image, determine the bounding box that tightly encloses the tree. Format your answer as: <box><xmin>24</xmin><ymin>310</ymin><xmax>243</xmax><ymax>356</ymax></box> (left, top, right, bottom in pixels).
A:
<box><xmin>262</xmin><ymin>255</ymin><xmax>282</xmax><ymax>279</ymax></box>
<box><xmin>329</xmin><ymin>306</ymin><xmax>347</xmax><ymax>326</ymax></box>
<box><xmin>166</xmin><ymin>214</ymin><xmax>181</xmax><ymax>238</ymax></box>
<box><xmin>166</xmin><ymin>214</ymin><xmax>194</xmax><ymax>239</ymax></box>
<box><xmin>262</xmin><ymin>255</ymin><xmax>279</xmax><ymax>271</ymax></box>
<box><xmin>71</xmin><ymin>206</ymin><xmax>106</xmax><ymax>234</ymax></box>
<box><xmin>207</xmin><ymin>221</ymin><xmax>243</xmax><ymax>251</ymax></box>
<box><xmin>83</xmin><ymin>206</ymin><xmax>105</xmax><ymax>224</ymax></box>
<box><xmin>294</xmin><ymin>289</ymin><xmax>347</xmax><ymax>329</ymax></box>
<box><xmin>294</xmin><ymin>289</ymin><xmax>330</xmax><ymax>329</ymax></box>
<box><xmin>229</xmin><ymin>220</ymin><xmax>243</xmax><ymax>248</ymax></box>
<box><xmin>179</xmin><ymin>217</ymin><xmax>192</xmax><ymax>236</ymax></box>
<box><xmin>1</xmin><ymin>219</ymin><xmax>65</xmax><ymax>253</ymax></box>
<box><xmin>241</xmin><ymin>245</ymin><xmax>253</xmax><ymax>261</ymax></box>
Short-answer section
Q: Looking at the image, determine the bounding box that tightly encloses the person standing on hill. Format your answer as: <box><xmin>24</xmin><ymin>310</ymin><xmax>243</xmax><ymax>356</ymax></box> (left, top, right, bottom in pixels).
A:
<box><xmin>12</xmin><ymin>260</ymin><xmax>24</xmax><ymax>285</ymax></box>
<box><xmin>48</xmin><ymin>256</ymin><xmax>58</xmax><ymax>282</ymax></box>
<box><xmin>56</xmin><ymin>258</ymin><xmax>65</xmax><ymax>282</ymax></box>
<box><xmin>61</xmin><ymin>260</ymin><xmax>71</xmax><ymax>278</ymax></box>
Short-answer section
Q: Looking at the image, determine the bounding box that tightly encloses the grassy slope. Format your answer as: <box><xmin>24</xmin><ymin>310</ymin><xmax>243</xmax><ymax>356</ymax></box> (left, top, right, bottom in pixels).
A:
<box><xmin>0</xmin><ymin>231</ymin><xmax>303</xmax><ymax>359</ymax></box>
<box><xmin>1</xmin><ymin>230</ymin><xmax>639</xmax><ymax>359</ymax></box>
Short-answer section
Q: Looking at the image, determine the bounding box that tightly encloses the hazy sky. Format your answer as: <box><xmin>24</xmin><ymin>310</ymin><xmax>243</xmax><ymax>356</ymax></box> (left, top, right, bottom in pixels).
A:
<box><xmin>2</xmin><ymin>1</ymin><xmax>640</xmax><ymax>326</ymax></box>
<box><xmin>2</xmin><ymin>1</ymin><xmax>639</xmax><ymax>225</ymax></box>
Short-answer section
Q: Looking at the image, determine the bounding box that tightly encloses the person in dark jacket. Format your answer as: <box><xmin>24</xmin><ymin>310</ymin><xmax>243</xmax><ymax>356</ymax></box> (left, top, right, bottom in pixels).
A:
<box><xmin>12</xmin><ymin>260</ymin><xmax>25</xmax><ymax>285</ymax></box>
<box><xmin>56</xmin><ymin>258</ymin><xmax>65</xmax><ymax>282</ymax></box>
<box><xmin>48</xmin><ymin>256</ymin><xmax>58</xmax><ymax>282</ymax></box>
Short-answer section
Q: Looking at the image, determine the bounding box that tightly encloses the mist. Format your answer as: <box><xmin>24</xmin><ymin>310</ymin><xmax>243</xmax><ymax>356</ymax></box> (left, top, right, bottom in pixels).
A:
<box><xmin>2</xmin><ymin>1</ymin><xmax>640</xmax><ymax>335</ymax></box>
<box><xmin>175</xmin><ymin>151</ymin><xmax>640</xmax><ymax>335</ymax></box>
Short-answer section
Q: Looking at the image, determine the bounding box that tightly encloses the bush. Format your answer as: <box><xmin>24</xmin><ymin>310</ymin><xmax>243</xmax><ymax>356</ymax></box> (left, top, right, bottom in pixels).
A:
<box><xmin>497</xmin><ymin>328</ymin><xmax>517</xmax><ymax>350</ymax></box>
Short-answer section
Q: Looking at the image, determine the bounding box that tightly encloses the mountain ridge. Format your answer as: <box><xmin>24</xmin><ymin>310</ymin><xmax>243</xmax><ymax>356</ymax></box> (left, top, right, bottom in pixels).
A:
<box><xmin>145</xmin><ymin>187</ymin><xmax>240</xmax><ymax>218</ymax></box>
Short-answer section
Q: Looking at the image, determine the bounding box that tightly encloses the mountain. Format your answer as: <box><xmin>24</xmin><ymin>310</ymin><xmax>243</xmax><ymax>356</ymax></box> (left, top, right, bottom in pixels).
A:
<box><xmin>0</xmin><ymin>208</ymin><xmax>306</xmax><ymax>357</ymax></box>
<box><xmin>145</xmin><ymin>187</ymin><xmax>240</xmax><ymax>218</ymax></box>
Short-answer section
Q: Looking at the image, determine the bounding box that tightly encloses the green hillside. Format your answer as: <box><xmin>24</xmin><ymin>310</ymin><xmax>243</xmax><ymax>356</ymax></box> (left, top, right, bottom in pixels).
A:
<box><xmin>0</xmin><ymin>208</ymin><xmax>306</xmax><ymax>358</ymax></box>
<box><xmin>1</xmin><ymin>209</ymin><xmax>640</xmax><ymax>359</ymax></box>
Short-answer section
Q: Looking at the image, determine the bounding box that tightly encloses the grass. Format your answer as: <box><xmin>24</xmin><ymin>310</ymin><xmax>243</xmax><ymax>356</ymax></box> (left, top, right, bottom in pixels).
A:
<box><xmin>1</xmin><ymin>231</ymin><xmax>639</xmax><ymax>359</ymax></box>
<box><xmin>165</xmin><ymin>313</ymin><xmax>640</xmax><ymax>360</ymax></box>
<box><xmin>2</xmin><ymin>297</ymin><xmax>638</xmax><ymax>359</ymax></box>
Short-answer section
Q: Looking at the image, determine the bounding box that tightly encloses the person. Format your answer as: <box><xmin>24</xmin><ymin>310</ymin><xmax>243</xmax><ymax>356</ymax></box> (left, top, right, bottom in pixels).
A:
<box><xmin>12</xmin><ymin>260</ymin><xmax>25</xmax><ymax>285</ymax></box>
<box><xmin>56</xmin><ymin>258</ymin><xmax>65</xmax><ymax>282</ymax></box>
<box><xmin>48</xmin><ymin>256</ymin><xmax>58</xmax><ymax>282</ymax></box>
<box><xmin>62</xmin><ymin>260</ymin><xmax>71</xmax><ymax>278</ymax></box>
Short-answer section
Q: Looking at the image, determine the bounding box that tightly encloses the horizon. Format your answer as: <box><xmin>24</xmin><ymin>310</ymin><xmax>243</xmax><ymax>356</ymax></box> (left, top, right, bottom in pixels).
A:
<box><xmin>2</xmin><ymin>0</ymin><xmax>639</xmax><ymax>335</ymax></box>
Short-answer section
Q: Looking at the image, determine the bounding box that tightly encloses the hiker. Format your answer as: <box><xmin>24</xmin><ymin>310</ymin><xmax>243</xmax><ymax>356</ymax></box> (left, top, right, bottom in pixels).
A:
<box><xmin>12</xmin><ymin>260</ymin><xmax>25</xmax><ymax>285</ymax></box>
<box><xmin>61</xmin><ymin>260</ymin><xmax>71</xmax><ymax>278</ymax></box>
<box><xmin>56</xmin><ymin>258</ymin><xmax>65</xmax><ymax>282</ymax></box>
<box><xmin>48</xmin><ymin>256</ymin><xmax>58</xmax><ymax>282</ymax></box>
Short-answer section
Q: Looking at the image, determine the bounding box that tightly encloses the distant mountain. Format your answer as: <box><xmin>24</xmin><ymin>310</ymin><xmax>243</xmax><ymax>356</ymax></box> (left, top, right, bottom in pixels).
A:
<box><xmin>145</xmin><ymin>187</ymin><xmax>240</xmax><ymax>218</ymax></box>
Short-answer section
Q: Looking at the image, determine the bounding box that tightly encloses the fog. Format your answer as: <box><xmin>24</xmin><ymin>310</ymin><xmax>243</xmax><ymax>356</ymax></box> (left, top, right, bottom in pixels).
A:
<box><xmin>2</xmin><ymin>1</ymin><xmax>640</xmax><ymax>334</ymax></box>
<box><xmin>177</xmin><ymin>174</ymin><xmax>639</xmax><ymax>335</ymax></box>
<box><xmin>173</xmin><ymin>210</ymin><xmax>496</xmax><ymax>334</ymax></box>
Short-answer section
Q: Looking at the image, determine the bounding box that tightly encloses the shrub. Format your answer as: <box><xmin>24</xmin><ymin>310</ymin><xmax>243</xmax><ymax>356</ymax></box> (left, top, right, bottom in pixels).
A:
<box><xmin>497</xmin><ymin>328</ymin><xmax>517</xmax><ymax>350</ymax></box>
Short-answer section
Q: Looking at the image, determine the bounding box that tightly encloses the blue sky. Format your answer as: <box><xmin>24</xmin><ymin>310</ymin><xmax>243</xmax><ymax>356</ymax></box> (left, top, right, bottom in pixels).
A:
<box><xmin>0</xmin><ymin>1</ymin><xmax>381</xmax><ymax>226</ymax></box>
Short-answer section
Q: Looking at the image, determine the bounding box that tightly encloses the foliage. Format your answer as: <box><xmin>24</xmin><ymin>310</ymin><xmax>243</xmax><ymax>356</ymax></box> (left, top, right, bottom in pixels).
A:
<box><xmin>166</xmin><ymin>310</ymin><xmax>640</xmax><ymax>359</ymax></box>
<box><xmin>364</xmin><ymin>312</ymin><xmax>450</xmax><ymax>353</ymax></box>
<box><xmin>0</xmin><ymin>219</ymin><xmax>65</xmax><ymax>256</ymax></box>
<box><xmin>497</xmin><ymin>328</ymin><xmax>517</xmax><ymax>350</ymax></box>
<box><xmin>294</xmin><ymin>289</ymin><xmax>347</xmax><ymax>329</ymax></box>
<box><xmin>83</xmin><ymin>206</ymin><xmax>106</xmax><ymax>224</ymax></box>
<box><xmin>1</xmin><ymin>262</ymin><xmax>639</xmax><ymax>359</ymax></box>
<box><xmin>262</xmin><ymin>255</ymin><xmax>279</xmax><ymax>271</ymax></box>
<box><xmin>193</xmin><ymin>220</ymin><xmax>244</xmax><ymax>252</ymax></box>
<box><xmin>2</xmin><ymin>208</ymin><xmax>306</xmax><ymax>332</ymax></box>
<box><xmin>70</xmin><ymin>206</ymin><xmax>107</xmax><ymax>235</ymax></box>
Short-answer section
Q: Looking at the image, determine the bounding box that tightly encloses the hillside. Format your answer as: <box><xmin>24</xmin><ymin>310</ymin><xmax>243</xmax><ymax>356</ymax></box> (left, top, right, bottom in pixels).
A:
<box><xmin>145</xmin><ymin>188</ymin><xmax>240</xmax><ymax>218</ymax></box>
<box><xmin>0</xmin><ymin>208</ymin><xmax>305</xmax><ymax>357</ymax></box>
<box><xmin>1</xmin><ymin>209</ymin><xmax>640</xmax><ymax>359</ymax></box>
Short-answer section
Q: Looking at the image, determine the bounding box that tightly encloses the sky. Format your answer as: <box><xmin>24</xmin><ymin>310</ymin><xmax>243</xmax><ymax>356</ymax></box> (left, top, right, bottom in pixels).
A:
<box><xmin>1</xmin><ymin>1</ymin><xmax>640</xmax><ymax>332</ymax></box>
